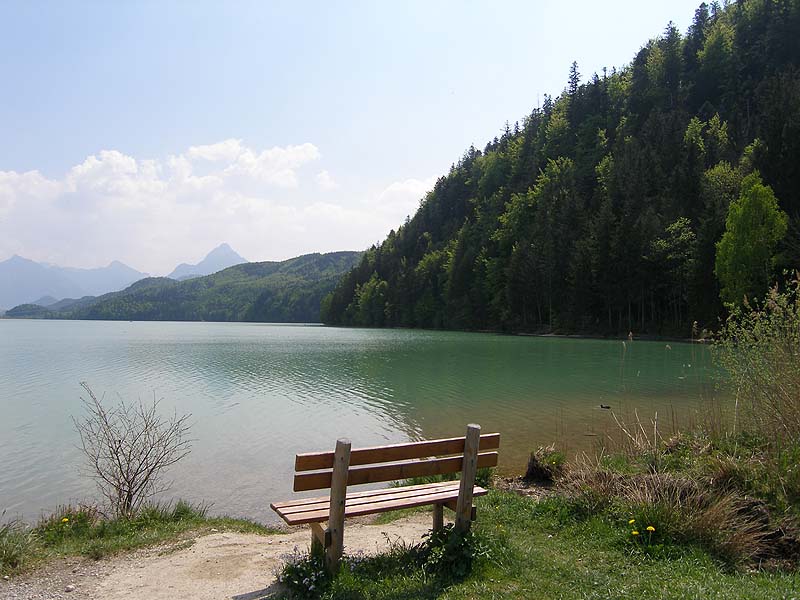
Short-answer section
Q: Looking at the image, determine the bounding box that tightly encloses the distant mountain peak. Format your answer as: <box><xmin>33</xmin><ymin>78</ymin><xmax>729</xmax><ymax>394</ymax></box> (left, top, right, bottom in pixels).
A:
<box><xmin>167</xmin><ymin>243</ymin><xmax>247</xmax><ymax>280</ymax></box>
<box><xmin>0</xmin><ymin>254</ymin><xmax>148</xmax><ymax>309</ymax></box>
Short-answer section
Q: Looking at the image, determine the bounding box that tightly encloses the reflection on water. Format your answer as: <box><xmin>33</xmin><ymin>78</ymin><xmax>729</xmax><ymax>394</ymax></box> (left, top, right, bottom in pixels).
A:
<box><xmin>0</xmin><ymin>320</ymin><xmax>723</xmax><ymax>522</ymax></box>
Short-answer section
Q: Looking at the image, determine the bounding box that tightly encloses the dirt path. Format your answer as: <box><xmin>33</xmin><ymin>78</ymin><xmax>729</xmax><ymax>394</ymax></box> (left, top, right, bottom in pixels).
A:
<box><xmin>0</xmin><ymin>513</ymin><xmax>441</xmax><ymax>600</ymax></box>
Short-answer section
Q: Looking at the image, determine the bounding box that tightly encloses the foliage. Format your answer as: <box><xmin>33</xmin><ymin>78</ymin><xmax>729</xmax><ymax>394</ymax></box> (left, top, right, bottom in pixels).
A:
<box><xmin>278</xmin><ymin>543</ymin><xmax>331</xmax><ymax>599</ymax></box>
<box><xmin>524</xmin><ymin>445</ymin><xmax>565</xmax><ymax>483</ymax></box>
<box><xmin>278</xmin><ymin>524</ymin><xmax>490</xmax><ymax>599</ymax></box>
<box><xmin>715</xmin><ymin>274</ymin><xmax>800</xmax><ymax>446</ymax></box>
<box><xmin>418</xmin><ymin>524</ymin><xmax>490</xmax><ymax>581</ymax></box>
<box><xmin>73</xmin><ymin>383</ymin><xmax>192</xmax><ymax>518</ymax></box>
<box><xmin>323</xmin><ymin>1</ymin><xmax>800</xmax><ymax>336</ymax></box>
<box><xmin>6</xmin><ymin>251</ymin><xmax>361</xmax><ymax>323</ymax></box>
<box><xmin>715</xmin><ymin>173</ymin><xmax>788</xmax><ymax>306</ymax></box>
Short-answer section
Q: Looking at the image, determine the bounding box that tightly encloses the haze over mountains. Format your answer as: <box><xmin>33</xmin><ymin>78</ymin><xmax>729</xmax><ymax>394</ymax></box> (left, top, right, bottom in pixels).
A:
<box><xmin>0</xmin><ymin>243</ymin><xmax>248</xmax><ymax>310</ymax></box>
<box><xmin>168</xmin><ymin>243</ymin><xmax>247</xmax><ymax>280</ymax></box>
<box><xmin>0</xmin><ymin>256</ymin><xmax>148</xmax><ymax>310</ymax></box>
<box><xmin>6</xmin><ymin>251</ymin><xmax>361</xmax><ymax>323</ymax></box>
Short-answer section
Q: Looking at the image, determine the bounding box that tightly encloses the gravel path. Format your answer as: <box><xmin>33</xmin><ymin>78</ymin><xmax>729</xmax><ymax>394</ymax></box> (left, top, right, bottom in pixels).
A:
<box><xmin>0</xmin><ymin>512</ymin><xmax>440</xmax><ymax>600</ymax></box>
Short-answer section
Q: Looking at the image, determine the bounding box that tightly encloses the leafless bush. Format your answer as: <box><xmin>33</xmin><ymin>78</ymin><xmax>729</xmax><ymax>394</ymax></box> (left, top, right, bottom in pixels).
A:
<box><xmin>73</xmin><ymin>382</ymin><xmax>192</xmax><ymax>518</ymax></box>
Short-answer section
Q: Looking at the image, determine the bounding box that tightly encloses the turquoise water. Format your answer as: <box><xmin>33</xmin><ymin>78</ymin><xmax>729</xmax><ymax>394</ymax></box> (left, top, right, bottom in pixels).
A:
<box><xmin>0</xmin><ymin>320</ymin><xmax>721</xmax><ymax>522</ymax></box>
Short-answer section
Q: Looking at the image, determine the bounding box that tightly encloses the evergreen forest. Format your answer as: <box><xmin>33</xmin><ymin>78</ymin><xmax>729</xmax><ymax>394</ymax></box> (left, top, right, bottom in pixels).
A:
<box><xmin>322</xmin><ymin>0</ymin><xmax>800</xmax><ymax>335</ymax></box>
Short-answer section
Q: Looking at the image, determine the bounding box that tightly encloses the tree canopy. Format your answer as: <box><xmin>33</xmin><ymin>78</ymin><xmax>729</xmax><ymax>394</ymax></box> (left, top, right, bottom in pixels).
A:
<box><xmin>323</xmin><ymin>0</ymin><xmax>800</xmax><ymax>335</ymax></box>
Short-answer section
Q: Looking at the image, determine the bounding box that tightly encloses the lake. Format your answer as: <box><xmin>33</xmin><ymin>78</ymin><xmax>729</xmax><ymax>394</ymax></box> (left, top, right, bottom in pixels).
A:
<box><xmin>0</xmin><ymin>320</ymin><xmax>722</xmax><ymax>523</ymax></box>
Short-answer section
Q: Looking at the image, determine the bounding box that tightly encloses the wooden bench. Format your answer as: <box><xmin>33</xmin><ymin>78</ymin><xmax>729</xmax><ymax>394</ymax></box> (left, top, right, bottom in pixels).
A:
<box><xmin>271</xmin><ymin>424</ymin><xmax>499</xmax><ymax>572</ymax></box>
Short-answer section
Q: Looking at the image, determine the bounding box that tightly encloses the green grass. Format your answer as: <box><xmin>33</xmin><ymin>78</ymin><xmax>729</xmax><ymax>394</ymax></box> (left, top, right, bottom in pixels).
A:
<box><xmin>5</xmin><ymin>490</ymin><xmax>799</xmax><ymax>598</ymax></box>
<box><xmin>278</xmin><ymin>490</ymin><xmax>799</xmax><ymax>599</ymax></box>
<box><xmin>0</xmin><ymin>500</ymin><xmax>279</xmax><ymax>575</ymax></box>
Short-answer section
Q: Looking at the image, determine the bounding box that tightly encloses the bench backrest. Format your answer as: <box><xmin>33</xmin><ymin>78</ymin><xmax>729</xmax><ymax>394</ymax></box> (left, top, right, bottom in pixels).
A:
<box><xmin>293</xmin><ymin>430</ymin><xmax>500</xmax><ymax>492</ymax></box>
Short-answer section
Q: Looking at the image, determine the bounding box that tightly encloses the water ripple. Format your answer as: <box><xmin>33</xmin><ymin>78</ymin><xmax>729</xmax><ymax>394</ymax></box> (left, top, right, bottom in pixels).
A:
<box><xmin>0</xmin><ymin>321</ymin><xmax>721</xmax><ymax>522</ymax></box>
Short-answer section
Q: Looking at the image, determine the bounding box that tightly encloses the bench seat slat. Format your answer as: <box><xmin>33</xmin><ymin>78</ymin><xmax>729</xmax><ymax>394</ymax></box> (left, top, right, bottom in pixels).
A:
<box><xmin>294</xmin><ymin>451</ymin><xmax>499</xmax><ymax>492</ymax></box>
<box><xmin>274</xmin><ymin>482</ymin><xmax>461</xmax><ymax>516</ymax></box>
<box><xmin>272</xmin><ymin>483</ymin><xmax>487</xmax><ymax>526</ymax></box>
<box><xmin>295</xmin><ymin>433</ymin><xmax>500</xmax><ymax>471</ymax></box>
<box><xmin>270</xmin><ymin>480</ymin><xmax>460</xmax><ymax>511</ymax></box>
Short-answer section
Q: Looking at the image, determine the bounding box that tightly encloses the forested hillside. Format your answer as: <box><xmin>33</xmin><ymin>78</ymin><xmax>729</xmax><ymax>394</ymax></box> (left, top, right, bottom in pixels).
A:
<box><xmin>7</xmin><ymin>251</ymin><xmax>361</xmax><ymax>323</ymax></box>
<box><xmin>323</xmin><ymin>0</ymin><xmax>800</xmax><ymax>335</ymax></box>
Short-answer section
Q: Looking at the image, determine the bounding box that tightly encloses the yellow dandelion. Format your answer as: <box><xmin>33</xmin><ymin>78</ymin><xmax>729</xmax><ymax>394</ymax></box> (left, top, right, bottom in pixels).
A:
<box><xmin>646</xmin><ymin>526</ymin><xmax>655</xmax><ymax>532</ymax></box>
<box><xmin>628</xmin><ymin>519</ymin><xmax>635</xmax><ymax>525</ymax></box>
<box><xmin>631</xmin><ymin>530</ymin><xmax>639</xmax><ymax>536</ymax></box>
<box><xmin>61</xmin><ymin>517</ymin><xmax>69</xmax><ymax>523</ymax></box>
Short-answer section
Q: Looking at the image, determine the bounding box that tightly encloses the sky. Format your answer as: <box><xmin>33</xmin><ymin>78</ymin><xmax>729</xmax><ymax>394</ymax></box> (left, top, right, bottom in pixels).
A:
<box><xmin>0</xmin><ymin>0</ymin><xmax>704</xmax><ymax>275</ymax></box>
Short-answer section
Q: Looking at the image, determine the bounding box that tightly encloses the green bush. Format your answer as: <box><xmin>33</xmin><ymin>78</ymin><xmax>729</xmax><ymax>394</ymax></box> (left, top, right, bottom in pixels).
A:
<box><xmin>524</xmin><ymin>445</ymin><xmax>566</xmax><ymax>483</ymax></box>
<box><xmin>278</xmin><ymin>525</ymin><xmax>490</xmax><ymax>599</ymax></box>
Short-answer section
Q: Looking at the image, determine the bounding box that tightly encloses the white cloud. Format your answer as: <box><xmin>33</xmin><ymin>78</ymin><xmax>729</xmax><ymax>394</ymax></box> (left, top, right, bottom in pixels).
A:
<box><xmin>0</xmin><ymin>140</ymin><xmax>434</xmax><ymax>274</ymax></box>
<box><xmin>187</xmin><ymin>139</ymin><xmax>244</xmax><ymax>162</ymax></box>
<box><xmin>224</xmin><ymin>143</ymin><xmax>321</xmax><ymax>187</ymax></box>
<box><xmin>315</xmin><ymin>170</ymin><xmax>338</xmax><ymax>190</ymax></box>
<box><xmin>375</xmin><ymin>176</ymin><xmax>437</xmax><ymax>220</ymax></box>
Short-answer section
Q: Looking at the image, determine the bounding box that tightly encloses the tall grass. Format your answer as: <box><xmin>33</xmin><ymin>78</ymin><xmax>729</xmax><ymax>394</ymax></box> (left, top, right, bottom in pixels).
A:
<box><xmin>716</xmin><ymin>274</ymin><xmax>800</xmax><ymax>441</ymax></box>
<box><xmin>0</xmin><ymin>515</ymin><xmax>35</xmax><ymax>572</ymax></box>
<box><xmin>0</xmin><ymin>500</ymin><xmax>271</xmax><ymax>575</ymax></box>
<box><xmin>546</xmin><ymin>277</ymin><xmax>800</xmax><ymax>569</ymax></box>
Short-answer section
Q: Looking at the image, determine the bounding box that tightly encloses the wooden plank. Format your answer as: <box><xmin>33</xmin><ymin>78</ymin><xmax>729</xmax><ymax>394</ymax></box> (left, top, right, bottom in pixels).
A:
<box><xmin>277</xmin><ymin>482</ymin><xmax>461</xmax><ymax>517</ymax></box>
<box><xmin>432</xmin><ymin>503</ymin><xmax>444</xmax><ymax>531</ymax></box>
<box><xmin>283</xmin><ymin>486</ymin><xmax>488</xmax><ymax>526</ymax></box>
<box><xmin>445</xmin><ymin>500</ymin><xmax>477</xmax><ymax>521</ymax></box>
<box><xmin>271</xmin><ymin>480</ymin><xmax>459</xmax><ymax>511</ymax></box>
<box><xmin>293</xmin><ymin>451</ymin><xmax>498</xmax><ymax>492</ymax></box>
<box><xmin>455</xmin><ymin>424</ymin><xmax>481</xmax><ymax>532</ymax></box>
<box><xmin>326</xmin><ymin>439</ymin><xmax>350</xmax><ymax>574</ymax></box>
<box><xmin>295</xmin><ymin>433</ymin><xmax>500</xmax><ymax>471</ymax></box>
<box><xmin>310</xmin><ymin>522</ymin><xmax>328</xmax><ymax>548</ymax></box>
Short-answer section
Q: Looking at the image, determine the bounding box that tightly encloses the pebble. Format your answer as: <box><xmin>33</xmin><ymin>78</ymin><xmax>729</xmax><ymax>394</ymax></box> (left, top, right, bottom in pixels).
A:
<box><xmin>2</xmin><ymin>576</ymin><xmax>9</xmax><ymax>581</ymax></box>
<box><xmin>64</xmin><ymin>584</ymin><xmax>76</xmax><ymax>593</ymax></box>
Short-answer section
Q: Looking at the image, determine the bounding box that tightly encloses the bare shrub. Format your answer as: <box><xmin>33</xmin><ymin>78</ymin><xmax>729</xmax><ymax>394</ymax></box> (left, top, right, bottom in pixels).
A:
<box><xmin>73</xmin><ymin>382</ymin><xmax>192</xmax><ymax>518</ymax></box>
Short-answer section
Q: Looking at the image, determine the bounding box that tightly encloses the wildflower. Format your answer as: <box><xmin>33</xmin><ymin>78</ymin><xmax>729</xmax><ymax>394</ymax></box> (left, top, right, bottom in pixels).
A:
<box><xmin>628</xmin><ymin>519</ymin><xmax>635</xmax><ymax>525</ymax></box>
<box><xmin>631</xmin><ymin>530</ymin><xmax>639</xmax><ymax>536</ymax></box>
<box><xmin>61</xmin><ymin>517</ymin><xmax>69</xmax><ymax>523</ymax></box>
<box><xmin>646</xmin><ymin>526</ymin><xmax>655</xmax><ymax>532</ymax></box>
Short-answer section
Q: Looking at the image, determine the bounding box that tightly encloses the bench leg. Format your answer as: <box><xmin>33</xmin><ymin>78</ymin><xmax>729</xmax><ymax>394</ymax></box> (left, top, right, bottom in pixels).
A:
<box><xmin>310</xmin><ymin>527</ymin><xmax>323</xmax><ymax>555</ymax></box>
<box><xmin>432</xmin><ymin>503</ymin><xmax>444</xmax><ymax>531</ymax></box>
<box><xmin>310</xmin><ymin>522</ymin><xmax>329</xmax><ymax>554</ymax></box>
<box><xmin>326</xmin><ymin>438</ymin><xmax>351</xmax><ymax>575</ymax></box>
<box><xmin>455</xmin><ymin>424</ymin><xmax>481</xmax><ymax>533</ymax></box>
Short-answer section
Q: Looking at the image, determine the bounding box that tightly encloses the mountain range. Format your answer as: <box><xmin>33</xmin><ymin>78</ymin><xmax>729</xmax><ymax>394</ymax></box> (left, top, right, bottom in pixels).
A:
<box><xmin>5</xmin><ymin>251</ymin><xmax>362</xmax><ymax>323</ymax></box>
<box><xmin>0</xmin><ymin>256</ymin><xmax>148</xmax><ymax>311</ymax></box>
<box><xmin>0</xmin><ymin>243</ymin><xmax>248</xmax><ymax>311</ymax></box>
